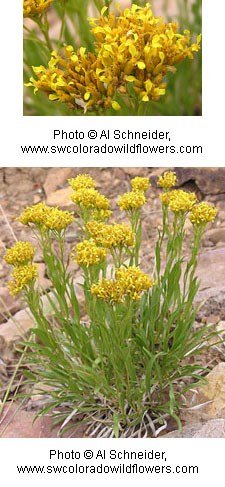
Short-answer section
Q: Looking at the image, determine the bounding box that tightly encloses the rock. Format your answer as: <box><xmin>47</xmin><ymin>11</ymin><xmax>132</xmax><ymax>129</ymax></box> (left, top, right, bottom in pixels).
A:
<box><xmin>46</xmin><ymin>187</ymin><xmax>73</xmax><ymax>207</ymax></box>
<box><xmin>174</xmin><ymin>168</ymin><xmax>225</xmax><ymax>195</ymax></box>
<box><xmin>36</xmin><ymin>263</ymin><xmax>51</xmax><ymax>290</ymax></box>
<box><xmin>125</xmin><ymin>168</ymin><xmax>150</xmax><ymax>177</ymax></box>
<box><xmin>150</xmin><ymin>168</ymin><xmax>225</xmax><ymax>195</ymax></box>
<box><xmin>0</xmin><ymin>239</ymin><xmax>5</xmax><ymax>250</ymax></box>
<box><xmin>0</xmin><ymin>335</ymin><xmax>6</xmax><ymax>353</ymax></box>
<box><xmin>0</xmin><ymin>402</ymin><xmax>86</xmax><ymax>438</ymax></box>
<box><xmin>217</xmin><ymin>321</ymin><xmax>225</xmax><ymax>338</ymax></box>
<box><xmin>33</xmin><ymin>194</ymin><xmax>42</xmax><ymax>204</ymax></box>
<box><xmin>216</xmin><ymin>241</ymin><xmax>225</xmax><ymax>248</ymax></box>
<box><xmin>43</xmin><ymin>168</ymin><xmax>72</xmax><ymax>197</ymax></box>
<box><xmin>218</xmin><ymin>210</ymin><xmax>225</xmax><ymax>220</ymax></box>
<box><xmin>0</xmin><ymin>281</ymin><xmax>86</xmax><ymax>346</ymax></box>
<box><xmin>0</xmin><ymin>308</ymin><xmax>34</xmax><ymax>345</ymax></box>
<box><xmin>181</xmin><ymin>363</ymin><xmax>225</xmax><ymax>424</ymax></box>
<box><xmin>197</xmin><ymin>289</ymin><xmax>225</xmax><ymax>321</ymax></box>
<box><xmin>203</xmin><ymin>314</ymin><xmax>221</xmax><ymax>325</ymax></box>
<box><xmin>195</xmin><ymin>248</ymin><xmax>225</xmax><ymax>319</ymax></box>
<box><xmin>202</xmin><ymin>228</ymin><xmax>225</xmax><ymax>245</ymax></box>
<box><xmin>65</xmin><ymin>232</ymin><xmax>76</xmax><ymax>244</ymax></box>
<box><xmin>28</xmin><ymin>382</ymin><xmax>55</xmax><ymax>410</ymax></box>
<box><xmin>213</xmin><ymin>321</ymin><xmax>225</xmax><ymax>352</ymax></box>
<box><xmin>0</xmin><ymin>287</ymin><xmax>21</xmax><ymax>322</ymax></box>
<box><xmin>162</xmin><ymin>419</ymin><xmax>225</xmax><ymax>438</ymax></box>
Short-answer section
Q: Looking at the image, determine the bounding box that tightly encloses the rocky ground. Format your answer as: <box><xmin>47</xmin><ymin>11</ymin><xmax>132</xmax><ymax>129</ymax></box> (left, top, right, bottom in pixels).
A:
<box><xmin>0</xmin><ymin>167</ymin><xmax>225</xmax><ymax>438</ymax></box>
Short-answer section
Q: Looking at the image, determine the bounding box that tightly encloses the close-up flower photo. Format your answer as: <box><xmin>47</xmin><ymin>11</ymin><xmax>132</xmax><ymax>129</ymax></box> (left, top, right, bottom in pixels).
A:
<box><xmin>23</xmin><ymin>0</ymin><xmax>202</xmax><ymax>116</ymax></box>
<box><xmin>0</xmin><ymin>167</ymin><xmax>225</xmax><ymax>438</ymax></box>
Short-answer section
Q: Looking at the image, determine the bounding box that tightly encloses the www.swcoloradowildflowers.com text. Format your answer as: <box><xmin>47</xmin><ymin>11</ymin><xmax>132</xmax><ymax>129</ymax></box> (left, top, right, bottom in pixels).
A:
<box><xmin>20</xmin><ymin>143</ymin><xmax>202</xmax><ymax>155</ymax></box>
<box><xmin>16</xmin><ymin>463</ymin><xmax>199</xmax><ymax>475</ymax></box>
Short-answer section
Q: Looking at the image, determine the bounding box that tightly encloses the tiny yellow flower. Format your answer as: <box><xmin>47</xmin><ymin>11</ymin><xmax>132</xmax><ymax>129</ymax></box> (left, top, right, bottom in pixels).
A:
<box><xmin>18</xmin><ymin>202</ymin><xmax>49</xmax><ymax>226</ymax></box>
<box><xmin>116</xmin><ymin>266</ymin><xmax>155</xmax><ymax>301</ymax></box>
<box><xmin>86</xmin><ymin>222</ymin><xmax>135</xmax><ymax>248</ymax></box>
<box><xmin>91</xmin><ymin>279</ymin><xmax>124</xmax><ymax>304</ymax></box>
<box><xmin>160</xmin><ymin>189</ymin><xmax>197</xmax><ymax>213</ymax></box>
<box><xmin>4</xmin><ymin>241</ymin><xmax>35</xmax><ymax>266</ymax></box>
<box><xmin>8</xmin><ymin>264</ymin><xmax>38</xmax><ymax>295</ymax></box>
<box><xmin>68</xmin><ymin>174</ymin><xmax>97</xmax><ymax>191</ymax></box>
<box><xmin>118</xmin><ymin>191</ymin><xmax>146</xmax><ymax>211</ymax></box>
<box><xmin>111</xmin><ymin>101</ymin><xmax>121</xmax><ymax>111</ymax></box>
<box><xmin>72</xmin><ymin>239</ymin><xmax>108</xmax><ymax>267</ymax></box>
<box><xmin>158</xmin><ymin>171</ymin><xmax>177</xmax><ymax>189</ymax></box>
<box><xmin>71</xmin><ymin>188</ymin><xmax>110</xmax><ymax>210</ymax></box>
<box><xmin>91</xmin><ymin>266</ymin><xmax>155</xmax><ymax>303</ymax></box>
<box><xmin>131</xmin><ymin>177</ymin><xmax>150</xmax><ymax>193</ymax></box>
<box><xmin>44</xmin><ymin>207</ymin><xmax>74</xmax><ymax>231</ymax></box>
<box><xmin>23</xmin><ymin>0</ymin><xmax>52</xmax><ymax>18</ymax></box>
<box><xmin>18</xmin><ymin>203</ymin><xmax>74</xmax><ymax>231</ymax></box>
<box><xmin>189</xmin><ymin>202</ymin><xmax>217</xmax><ymax>226</ymax></box>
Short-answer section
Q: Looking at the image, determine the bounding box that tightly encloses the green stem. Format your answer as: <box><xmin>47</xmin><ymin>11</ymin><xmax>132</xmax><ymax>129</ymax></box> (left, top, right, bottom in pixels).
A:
<box><xmin>58</xmin><ymin>0</ymin><xmax>66</xmax><ymax>49</ymax></box>
<box><xmin>34</xmin><ymin>14</ymin><xmax>53</xmax><ymax>54</ymax></box>
<box><xmin>183</xmin><ymin>226</ymin><xmax>202</xmax><ymax>300</ymax></box>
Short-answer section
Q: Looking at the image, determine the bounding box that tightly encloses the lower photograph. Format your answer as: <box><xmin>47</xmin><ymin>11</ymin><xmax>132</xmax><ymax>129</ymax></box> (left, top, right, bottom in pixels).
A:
<box><xmin>0</xmin><ymin>167</ymin><xmax>225</xmax><ymax>438</ymax></box>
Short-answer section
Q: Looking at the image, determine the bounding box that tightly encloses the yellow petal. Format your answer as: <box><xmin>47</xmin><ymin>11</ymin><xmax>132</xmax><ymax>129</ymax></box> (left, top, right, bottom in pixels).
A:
<box><xmin>84</xmin><ymin>92</ymin><xmax>91</xmax><ymax>101</ymax></box>
<box><xmin>101</xmin><ymin>6</ymin><xmax>108</xmax><ymax>16</ymax></box>
<box><xmin>137</xmin><ymin>61</ymin><xmax>146</xmax><ymax>70</ymax></box>
<box><xmin>71</xmin><ymin>54</ymin><xmax>78</xmax><ymax>63</ymax></box>
<box><xmin>33</xmin><ymin>65</ymin><xmax>45</xmax><ymax>74</ymax></box>
<box><xmin>145</xmin><ymin>79</ymin><xmax>153</xmax><ymax>93</ymax></box>
<box><xmin>111</xmin><ymin>101</ymin><xmax>121</xmax><ymax>111</ymax></box>
<box><xmin>49</xmin><ymin>94</ymin><xmax>59</xmax><ymax>101</ymax></box>
<box><xmin>79</xmin><ymin>47</ymin><xmax>86</xmax><ymax>57</ymax></box>
<box><xmin>66</xmin><ymin>45</ymin><xmax>74</xmax><ymax>53</ymax></box>
<box><xmin>126</xmin><ymin>76</ymin><xmax>136</xmax><ymax>82</ymax></box>
<box><xmin>129</xmin><ymin>45</ymin><xmax>138</xmax><ymax>58</ymax></box>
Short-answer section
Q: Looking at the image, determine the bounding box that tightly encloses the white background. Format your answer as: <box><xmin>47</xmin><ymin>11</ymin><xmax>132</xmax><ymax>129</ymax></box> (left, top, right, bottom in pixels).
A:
<box><xmin>0</xmin><ymin>2</ymin><xmax>225</xmax><ymax>485</ymax></box>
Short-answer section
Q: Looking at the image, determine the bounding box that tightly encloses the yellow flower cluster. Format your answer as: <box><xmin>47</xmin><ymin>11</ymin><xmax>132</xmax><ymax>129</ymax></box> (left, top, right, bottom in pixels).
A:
<box><xmin>73</xmin><ymin>239</ymin><xmax>108</xmax><ymax>267</ymax></box>
<box><xmin>157</xmin><ymin>171</ymin><xmax>177</xmax><ymax>189</ymax></box>
<box><xmin>160</xmin><ymin>189</ymin><xmax>197</xmax><ymax>213</ymax></box>
<box><xmin>118</xmin><ymin>191</ymin><xmax>146</xmax><ymax>211</ymax></box>
<box><xmin>18</xmin><ymin>202</ymin><xmax>74</xmax><ymax>231</ymax></box>
<box><xmin>18</xmin><ymin>202</ymin><xmax>48</xmax><ymax>226</ymax></box>
<box><xmin>70</xmin><ymin>188</ymin><xmax>110</xmax><ymax>211</ymax></box>
<box><xmin>5</xmin><ymin>241</ymin><xmax>38</xmax><ymax>295</ymax></box>
<box><xmin>91</xmin><ymin>279</ymin><xmax>124</xmax><ymax>304</ymax></box>
<box><xmin>26</xmin><ymin>3</ymin><xmax>201</xmax><ymax>113</ymax></box>
<box><xmin>189</xmin><ymin>202</ymin><xmax>217</xmax><ymax>226</ymax></box>
<box><xmin>91</xmin><ymin>266</ymin><xmax>155</xmax><ymax>303</ymax></box>
<box><xmin>131</xmin><ymin>177</ymin><xmax>150</xmax><ymax>193</ymax></box>
<box><xmin>23</xmin><ymin>0</ymin><xmax>52</xmax><ymax>18</ymax></box>
<box><xmin>86</xmin><ymin>222</ymin><xmax>135</xmax><ymax>248</ymax></box>
<box><xmin>4</xmin><ymin>241</ymin><xmax>35</xmax><ymax>266</ymax></box>
<box><xmin>116</xmin><ymin>267</ymin><xmax>155</xmax><ymax>301</ymax></box>
<box><xmin>25</xmin><ymin>47</ymin><xmax>112</xmax><ymax>113</ymax></box>
<box><xmin>68</xmin><ymin>174</ymin><xmax>96</xmax><ymax>191</ymax></box>
<box><xmin>8</xmin><ymin>264</ymin><xmax>38</xmax><ymax>296</ymax></box>
<box><xmin>44</xmin><ymin>207</ymin><xmax>74</xmax><ymax>231</ymax></box>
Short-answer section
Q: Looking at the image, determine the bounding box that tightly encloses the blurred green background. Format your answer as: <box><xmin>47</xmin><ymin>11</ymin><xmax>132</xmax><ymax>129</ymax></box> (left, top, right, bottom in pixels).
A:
<box><xmin>23</xmin><ymin>0</ymin><xmax>202</xmax><ymax>116</ymax></box>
